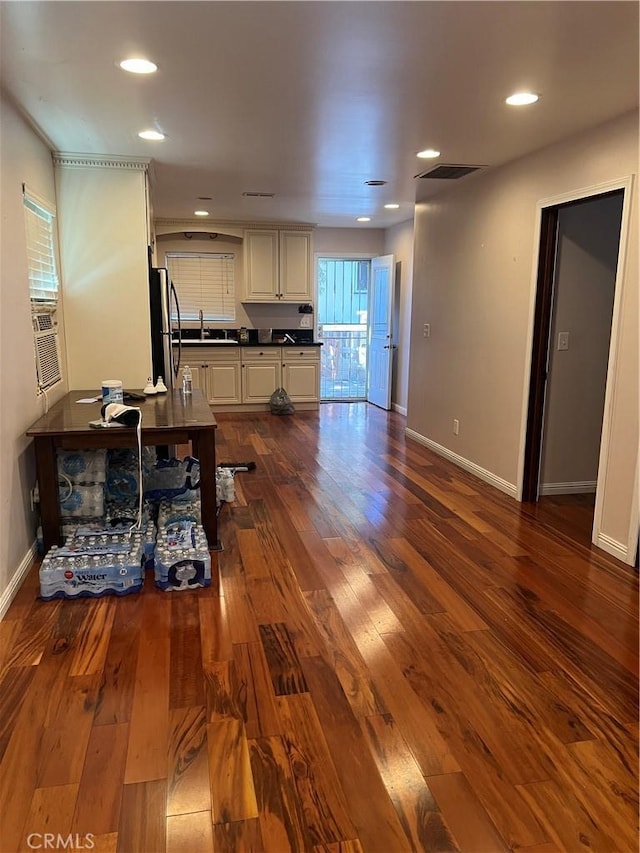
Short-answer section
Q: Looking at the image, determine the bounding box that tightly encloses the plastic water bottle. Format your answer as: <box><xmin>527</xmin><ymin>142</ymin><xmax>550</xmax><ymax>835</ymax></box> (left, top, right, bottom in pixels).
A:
<box><xmin>182</xmin><ymin>365</ymin><xmax>193</xmax><ymax>395</ymax></box>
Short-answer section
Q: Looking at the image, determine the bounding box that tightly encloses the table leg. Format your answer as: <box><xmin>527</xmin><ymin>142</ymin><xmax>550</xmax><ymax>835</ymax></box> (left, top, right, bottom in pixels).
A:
<box><xmin>193</xmin><ymin>430</ymin><xmax>220</xmax><ymax>551</ymax></box>
<box><xmin>34</xmin><ymin>436</ymin><xmax>61</xmax><ymax>551</ymax></box>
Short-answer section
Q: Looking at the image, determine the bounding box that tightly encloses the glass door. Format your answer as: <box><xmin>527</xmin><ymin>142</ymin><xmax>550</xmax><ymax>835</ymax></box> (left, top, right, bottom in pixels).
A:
<box><xmin>317</xmin><ymin>258</ymin><xmax>370</xmax><ymax>400</ymax></box>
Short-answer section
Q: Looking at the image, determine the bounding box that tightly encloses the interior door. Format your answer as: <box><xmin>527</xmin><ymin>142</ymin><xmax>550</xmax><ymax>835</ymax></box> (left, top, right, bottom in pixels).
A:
<box><xmin>367</xmin><ymin>254</ymin><xmax>395</xmax><ymax>409</ymax></box>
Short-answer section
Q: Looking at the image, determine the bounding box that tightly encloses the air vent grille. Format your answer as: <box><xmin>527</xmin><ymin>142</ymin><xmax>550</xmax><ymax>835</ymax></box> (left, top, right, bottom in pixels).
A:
<box><xmin>33</xmin><ymin>312</ymin><xmax>54</xmax><ymax>332</ymax></box>
<box><xmin>242</xmin><ymin>192</ymin><xmax>275</xmax><ymax>198</ymax></box>
<box><xmin>34</xmin><ymin>331</ymin><xmax>62</xmax><ymax>390</ymax></box>
<box><xmin>416</xmin><ymin>164</ymin><xmax>484</xmax><ymax>180</ymax></box>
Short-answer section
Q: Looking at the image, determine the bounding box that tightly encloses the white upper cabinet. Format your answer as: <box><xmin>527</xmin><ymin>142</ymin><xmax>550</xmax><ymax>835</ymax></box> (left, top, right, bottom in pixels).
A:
<box><xmin>244</xmin><ymin>228</ymin><xmax>312</xmax><ymax>302</ymax></box>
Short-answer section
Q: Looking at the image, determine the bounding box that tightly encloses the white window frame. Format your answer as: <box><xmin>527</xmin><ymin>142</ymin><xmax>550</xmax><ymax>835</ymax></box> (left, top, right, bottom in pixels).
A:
<box><xmin>166</xmin><ymin>252</ymin><xmax>236</xmax><ymax>323</ymax></box>
<box><xmin>23</xmin><ymin>185</ymin><xmax>59</xmax><ymax>305</ymax></box>
<box><xmin>23</xmin><ymin>185</ymin><xmax>63</xmax><ymax>392</ymax></box>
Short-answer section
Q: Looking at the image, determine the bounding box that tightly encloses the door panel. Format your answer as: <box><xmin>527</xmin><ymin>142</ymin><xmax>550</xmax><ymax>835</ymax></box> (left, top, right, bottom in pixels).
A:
<box><xmin>367</xmin><ymin>254</ymin><xmax>394</xmax><ymax>410</ymax></box>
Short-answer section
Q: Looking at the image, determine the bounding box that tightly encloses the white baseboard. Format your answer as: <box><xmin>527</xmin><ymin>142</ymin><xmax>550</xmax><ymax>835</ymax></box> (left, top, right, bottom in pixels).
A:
<box><xmin>596</xmin><ymin>532</ymin><xmax>630</xmax><ymax>564</ymax></box>
<box><xmin>392</xmin><ymin>403</ymin><xmax>407</xmax><ymax>416</ymax></box>
<box><xmin>0</xmin><ymin>542</ymin><xmax>37</xmax><ymax>621</ymax></box>
<box><xmin>539</xmin><ymin>481</ymin><xmax>597</xmax><ymax>496</ymax></box>
<box><xmin>405</xmin><ymin>428</ymin><xmax>518</xmax><ymax>499</ymax></box>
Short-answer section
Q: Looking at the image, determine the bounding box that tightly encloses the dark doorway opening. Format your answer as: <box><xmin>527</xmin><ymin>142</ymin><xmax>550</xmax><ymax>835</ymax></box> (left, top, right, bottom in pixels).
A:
<box><xmin>522</xmin><ymin>190</ymin><xmax>625</xmax><ymax>533</ymax></box>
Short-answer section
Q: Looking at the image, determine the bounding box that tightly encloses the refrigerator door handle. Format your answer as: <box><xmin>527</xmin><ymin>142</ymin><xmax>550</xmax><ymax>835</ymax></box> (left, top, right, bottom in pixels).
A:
<box><xmin>170</xmin><ymin>281</ymin><xmax>182</xmax><ymax>379</ymax></box>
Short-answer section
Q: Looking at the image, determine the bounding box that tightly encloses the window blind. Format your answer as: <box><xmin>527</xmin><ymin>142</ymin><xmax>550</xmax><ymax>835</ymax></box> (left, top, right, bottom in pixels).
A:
<box><xmin>167</xmin><ymin>253</ymin><xmax>236</xmax><ymax>322</ymax></box>
<box><xmin>23</xmin><ymin>190</ymin><xmax>59</xmax><ymax>303</ymax></box>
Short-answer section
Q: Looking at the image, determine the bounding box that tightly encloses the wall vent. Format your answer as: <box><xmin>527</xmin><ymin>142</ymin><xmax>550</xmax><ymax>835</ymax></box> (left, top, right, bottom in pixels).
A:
<box><xmin>242</xmin><ymin>191</ymin><xmax>275</xmax><ymax>198</ymax></box>
<box><xmin>416</xmin><ymin>164</ymin><xmax>484</xmax><ymax>180</ymax></box>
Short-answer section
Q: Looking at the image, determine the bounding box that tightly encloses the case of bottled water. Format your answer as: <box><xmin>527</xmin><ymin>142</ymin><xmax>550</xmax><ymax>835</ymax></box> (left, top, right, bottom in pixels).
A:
<box><xmin>39</xmin><ymin>531</ymin><xmax>147</xmax><ymax>600</ymax></box>
<box><xmin>154</xmin><ymin>515</ymin><xmax>210</xmax><ymax>591</ymax></box>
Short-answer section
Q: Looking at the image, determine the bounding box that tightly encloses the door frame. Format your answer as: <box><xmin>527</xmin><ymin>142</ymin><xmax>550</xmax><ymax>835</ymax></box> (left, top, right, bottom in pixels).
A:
<box><xmin>517</xmin><ymin>175</ymin><xmax>636</xmax><ymax>561</ymax></box>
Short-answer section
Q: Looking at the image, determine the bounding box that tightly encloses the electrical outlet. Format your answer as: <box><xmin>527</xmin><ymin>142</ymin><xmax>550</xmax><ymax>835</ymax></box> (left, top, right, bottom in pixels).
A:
<box><xmin>557</xmin><ymin>331</ymin><xmax>569</xmax><ymax>351</ymax></box>
<box><xmin>453</xmin><ymin>418</ymin><xmax>459</xmax><ymax>435</ymax></box>
<box><xmin>423</xmin><ymin>323</ymin><xmax>430</xmax><ymax>338</ymax></box>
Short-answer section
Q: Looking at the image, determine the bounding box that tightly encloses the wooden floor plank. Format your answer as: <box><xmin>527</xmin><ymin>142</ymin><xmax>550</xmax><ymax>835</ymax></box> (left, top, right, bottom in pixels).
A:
<box><xmin>276</xmin><ymin>692</ymin><xmax>358</xmax><ymax>847</ymax></box>
<box><xmin>69</xmin><ymin>597</ymin><xmax>116</xmax><ymax>676</ymax></box>
<box><xmin>211</xmin><ymin>818</ymin><xmax>264</xmax><ymax>852</ymax></box>
<box><xmin>249</xmin><ymin>735</ymin><xmax>312</xmax><ymax>851</ymax></box>
<box><xmin>72</xmin><ymin>722</ymin><xmax>129</xmax><ymax>836</ymax></box>
<box><xmin>166</xmin><ymin>810</ymin><xmax>213</xmax><ymax>853</ymax></box>
<box><xmin>93</xmin><ymin>592</ymin><xmax>142</xmax><ymax>726</ymax></box>
<box><xmin>207</xmin><ymin>718</ymin><xmax>259</xmax><ymax>823</ymax></box>
<box><xmin>427</xmin><ymin>772</ymin><xmax>510</xmax><ymax>852</ymax></box>
<box><xmin>117</xmin><ymin>779</ymin><xmax>166</xmax><ymax>853</ymax></box>
<box><xmin>259</xmin><ymin>622</ymin><xmax>309</xmax><ymax>696</ymax></box>
<box><xmin>360</xmin><ymin>712</ymin><xmax>460</xmax><ymax>852</ymax></box>
<box><xmin>301</xmin><ymin>655</ymin><xmax>412</xmax><ymax>853</ymax></box>
<box><xmin>123</xmin><ymin>629</ymin><xmax>170</xmax><ymax>784</ymax></box>
<box><xmin>19</xmin><ymin>783</ymin><xmax>79</xmax><ymax>851</ymax></box>
<box><xmin>37</xmin><ymin>673</ymin><xmax>101</xmax><ymax>788</ymax></box>
<box><xmin>166</xmin><ymin>706</ymin><xmax>211</xmax><ymax>816</ymax></box>
<box><xmin>233</xmin><ymin>642</ymin><xmax>282</xmax><ymax>739</ymax></box>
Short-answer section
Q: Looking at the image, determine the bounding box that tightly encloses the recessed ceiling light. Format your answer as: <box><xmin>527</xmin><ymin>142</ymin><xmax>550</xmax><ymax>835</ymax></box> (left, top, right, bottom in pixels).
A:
<box><xmin>119</xmin><ymin>58</ymin><xmax>157</xmax><ymax>74</ymax></box>
<box><xmin>357</xmin><ymin>217</ymin><xmax>371</xmax><ymax>223</ymax></box>
<box><xmin>506</xmin><ymin>92</ymin><xmax>539</xmax><ymax>106</ymax></box>
<box><xmin>138</xmin><ymin>129</ymin><xmax>165</xmax><ymax>140</ymax></box>
<box><xmin>384</xmin><ymin>203</ymin><xmax>400</xmax><ymax>210</ymax></box>
<box><xmin>365</xmin><ymin>180</ymin><xmax>387</xmax><ymax>186</ymax></box>
<box><xmin>198</xmin><ymin>196</ymin><xmax>213</xmax><ymax>201</ymax></box>
<box><xmin>194</xmin><ymin>210</ymin><xmax>209</xmax><ymax>216</ymax></box>
<box><xmin>417</xmin><ymin>148</ymin><xmax>440</xmax><ymax>159</ymax></box>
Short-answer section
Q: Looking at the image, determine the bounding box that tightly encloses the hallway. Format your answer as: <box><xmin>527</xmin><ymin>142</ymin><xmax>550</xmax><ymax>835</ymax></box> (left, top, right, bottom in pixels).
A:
<box><xmin>0</xmin><ymin>403</ymin><xmax>637</xmax><ymax>851</ymax></box>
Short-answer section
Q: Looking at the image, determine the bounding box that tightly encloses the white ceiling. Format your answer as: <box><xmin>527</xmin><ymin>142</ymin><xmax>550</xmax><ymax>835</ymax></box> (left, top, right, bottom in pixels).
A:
<box><xmin>1</xmin><ymin>1</ymin><xmax>638</xmax><ymax>228</ymax></box>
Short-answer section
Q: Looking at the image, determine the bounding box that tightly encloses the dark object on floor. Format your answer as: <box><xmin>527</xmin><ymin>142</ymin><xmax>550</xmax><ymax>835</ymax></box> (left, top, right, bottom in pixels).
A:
<box><xmin>219</xmin><ymin>461</ymin><xmax>256</xmax><ymax>472</ymax></box>
<box><xmin>270</xmin><ymin>387</ymin><xmax>295</xmax><ymax>415</ymax></box>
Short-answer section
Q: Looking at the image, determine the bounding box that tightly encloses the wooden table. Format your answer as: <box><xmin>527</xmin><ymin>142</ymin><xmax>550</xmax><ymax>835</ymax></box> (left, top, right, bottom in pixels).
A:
<box><xmin>26</xmin><ymin>389</ymin><xmax>219</xmax><ymax>552</ymax></box>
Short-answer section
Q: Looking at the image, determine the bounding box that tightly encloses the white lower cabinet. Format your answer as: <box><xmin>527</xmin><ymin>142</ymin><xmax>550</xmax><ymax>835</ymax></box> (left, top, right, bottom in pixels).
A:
<box><xmin>241</xmin><ymin>349</ymin><xmax>282</xmax><ymax>403</ymax></box>
<box><xmin>281</xmin><ymin>349</ymin><xmax>320</xmax><ymax>402</ymax></box>
<box><xmin>178</xmin><ymin>345</ymin><xmax>320</xmax><ymax>408</ymax></box>
<box><xmin>206</xmin><ymin>361</ymin><xmax>242</xmax><ymax>404</ymax></box>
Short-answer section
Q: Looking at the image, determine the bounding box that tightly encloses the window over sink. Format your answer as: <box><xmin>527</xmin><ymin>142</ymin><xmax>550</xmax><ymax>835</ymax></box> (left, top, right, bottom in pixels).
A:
<box><xmin>166</xmin><ymin>252</ymin><xmax>236</xmax><ymax>323</ymax></box>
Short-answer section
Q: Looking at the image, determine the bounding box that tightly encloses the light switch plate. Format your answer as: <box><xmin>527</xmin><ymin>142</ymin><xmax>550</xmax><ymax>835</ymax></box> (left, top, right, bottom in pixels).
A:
<box><xmin>558</xmin><ymin>331</ymin><xmax>570</xmax><ymax>351</ymax></box>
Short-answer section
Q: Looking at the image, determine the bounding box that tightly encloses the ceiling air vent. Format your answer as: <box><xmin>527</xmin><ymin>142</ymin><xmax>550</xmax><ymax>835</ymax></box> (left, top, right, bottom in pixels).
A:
<box><xmin>242</xmin><ymin>192</ymin><xmax>275</xmax><ymax>198</ymax></box>
<box><xmin>416</xmin><ymin>164</ymin><xmax>484</xmax><ymax>180</ymax></box>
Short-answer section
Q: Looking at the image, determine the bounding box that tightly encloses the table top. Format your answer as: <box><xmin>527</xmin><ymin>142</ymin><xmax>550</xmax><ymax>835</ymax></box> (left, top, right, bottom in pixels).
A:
<box><xmin>26</xmin><ymin>389</ymin><xmax>217</xmax><ymax>438</ymax></box>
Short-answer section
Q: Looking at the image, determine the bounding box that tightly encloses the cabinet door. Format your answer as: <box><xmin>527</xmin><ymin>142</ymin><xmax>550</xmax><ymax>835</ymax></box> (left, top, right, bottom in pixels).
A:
<box><xmin>244</xmin><ymin>230</ymin><xmax>279</xmax><ymax>301</ymax></box>
<box><xmin>205</xmin><ymin>362</ymin><xmax>242</xmax><ymax>404</ymax></box>
<box><xmin>282</xmin><ymin>353</ymin><xmax>320</xmax><ymax>401</ymax></box>
<box><xmin>242</xmin><ymin>351</ymin><xmax>282</xmax><ymax>402</ymax></box>
<box><xmin>279</xmin><ymin>231</ymin><xmax>312</xmax><ymax>300</ymax></box>
<box><xmin>187</xmin><ymin>364</ymin><xmax>204</xmax><ymax>391</ymax></box>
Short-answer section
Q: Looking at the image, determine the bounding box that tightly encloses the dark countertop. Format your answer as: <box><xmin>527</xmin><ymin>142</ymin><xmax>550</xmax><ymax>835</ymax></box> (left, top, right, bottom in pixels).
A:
<box><xmin>173</xmin><ymin>340</ymin><xmax>322</xmax><ymax>347</ymax></box>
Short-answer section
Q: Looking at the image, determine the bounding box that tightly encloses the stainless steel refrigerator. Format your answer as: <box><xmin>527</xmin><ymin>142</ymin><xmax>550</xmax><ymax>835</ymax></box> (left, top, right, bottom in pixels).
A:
<box><xmin>149</xmin><ymin>266</ymin><xmax>182</xmax><ymax>389</ymax></box>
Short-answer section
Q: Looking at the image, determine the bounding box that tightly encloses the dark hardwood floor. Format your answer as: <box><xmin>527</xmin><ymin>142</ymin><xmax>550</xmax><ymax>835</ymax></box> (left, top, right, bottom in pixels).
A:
<box><xmin>1</xmin><ymin>403</ymin><xmax>637</xmax><ymax>852</ymax></box>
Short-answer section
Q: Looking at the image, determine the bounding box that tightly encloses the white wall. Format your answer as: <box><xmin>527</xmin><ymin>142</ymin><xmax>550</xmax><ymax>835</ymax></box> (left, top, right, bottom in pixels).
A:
<box><xmin>0</xmin><ymin>94</ymin><xmax>68</xmax><ymax>614</ymax></box>
<box><xmin>55</xmin><ymin>162</ymin><xmax>151</xmax><ymax>389</ymax></box>
<box><xmin>409</xmin><ymin>111</ymin><xmax>638</xmax><ymax>562</ymax></box>
<box><xmin>541</xmin><ymin>194</ymin><xmax>622</xmax><ymax>491</ymax></box>
<box><xmin>384</xmin><ymin>219</ymin><xmax>414</xmax><ymax>414</ymax></box>
<box><xmin>314</xmin><ymin>227</ymin><xmax>385</xmax><ymax>256</ymax></box>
